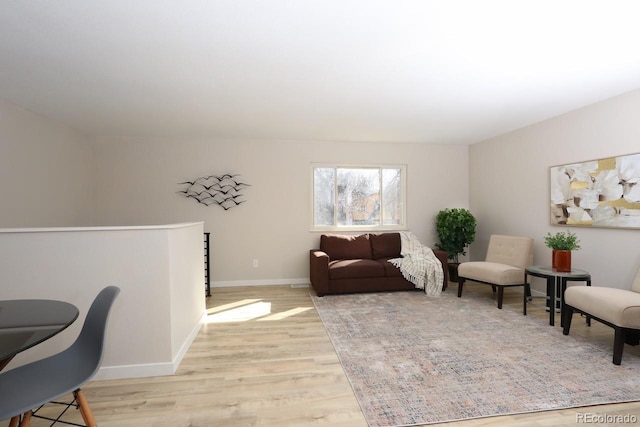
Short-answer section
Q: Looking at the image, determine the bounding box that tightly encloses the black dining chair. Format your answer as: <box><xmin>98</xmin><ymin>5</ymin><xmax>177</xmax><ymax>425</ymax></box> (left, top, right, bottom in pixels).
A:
<box><xmin>0</xmin><ymin>286</ymin><xmax>120</xmax><ymax>427</ymax></box>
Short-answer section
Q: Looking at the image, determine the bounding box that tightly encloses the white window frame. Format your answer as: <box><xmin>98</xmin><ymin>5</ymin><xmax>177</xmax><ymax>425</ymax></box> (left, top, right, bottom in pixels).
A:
<box><xmin>310</xmin><ymin>163</ymin><xmax>407</xmax><ymax>232</ymax></box>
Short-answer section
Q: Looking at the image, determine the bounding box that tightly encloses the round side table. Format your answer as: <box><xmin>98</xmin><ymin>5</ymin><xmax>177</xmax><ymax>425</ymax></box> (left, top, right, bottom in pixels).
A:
<box><xmin>524</xmin><ymin>265</ymin><xmax>591</xmax><ymax>326</ymax></box>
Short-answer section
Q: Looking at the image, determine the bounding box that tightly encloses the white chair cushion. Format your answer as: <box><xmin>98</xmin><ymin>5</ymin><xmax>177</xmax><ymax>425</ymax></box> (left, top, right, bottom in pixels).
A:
<box><xmin>565</xmin><ymin>286</ymin><xmax>640</xmax><ymax>329</ymax></box>
<box><xmin>458</xmin><ymin>261</ymin><xmax>524</xmax><ymax>286</ymax></box>
<box><xmin>485</xmin><ymin>235</ymin><xmax>534</xmax><ymax>269</ymax></box>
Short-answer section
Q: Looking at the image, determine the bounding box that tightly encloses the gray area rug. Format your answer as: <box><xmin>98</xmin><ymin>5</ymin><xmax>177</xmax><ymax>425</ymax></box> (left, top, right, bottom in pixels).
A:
<box><xmin>311</xmin><ymin>289</ymin><xmax>640</xmax><ymax>426</ymax></box>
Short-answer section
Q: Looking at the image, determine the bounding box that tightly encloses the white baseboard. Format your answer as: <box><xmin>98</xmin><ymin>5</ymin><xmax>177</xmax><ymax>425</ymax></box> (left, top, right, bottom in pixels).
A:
<box><xmin>170</xmin><ymin>311</ymin><xmax>205</xmax><ymax>371</ymax></box>
<box><xmin>93</xmin><ymin>361</ymin><xmax>176</xmax><ymax>381</ymax></box>
<box><xmin>93</xmin><ymin>310</ymin><xmax>205</xmax><ymax>381</ymax></box>
<box><xmin>212</xmin><ymin>278</ymin><xmax>311</xmax><ymax>288</ymax></box>
<box><xmin>529</xmin><ymin>288</ymin><xmax>546</xmax><ymax>298</ymax></box>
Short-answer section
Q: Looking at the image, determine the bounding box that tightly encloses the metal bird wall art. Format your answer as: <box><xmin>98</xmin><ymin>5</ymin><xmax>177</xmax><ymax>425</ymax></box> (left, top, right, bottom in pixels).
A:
<box><xmin>178</xmin><ymin>174</ymin><xmax>250</xmax><ymax>210</ymax></box>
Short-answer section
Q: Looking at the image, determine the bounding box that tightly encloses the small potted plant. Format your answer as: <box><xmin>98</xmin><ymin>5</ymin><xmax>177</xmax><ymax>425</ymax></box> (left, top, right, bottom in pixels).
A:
<box><xmin>544</xmin><ymin>230</ymin><xmax>581</xmax><ymax>272</ymax></box>
<box><xmin>435</xmin><ymin>208</ymin><xmax>477</xmax><ymax>281</ymax></box>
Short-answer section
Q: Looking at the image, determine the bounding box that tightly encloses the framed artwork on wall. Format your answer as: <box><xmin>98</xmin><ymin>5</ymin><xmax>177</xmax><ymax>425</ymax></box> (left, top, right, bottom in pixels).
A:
<box><xmin>549</xmin><ymin>152</ymin><xmax>640</xmax><ymax>229</ymax></box>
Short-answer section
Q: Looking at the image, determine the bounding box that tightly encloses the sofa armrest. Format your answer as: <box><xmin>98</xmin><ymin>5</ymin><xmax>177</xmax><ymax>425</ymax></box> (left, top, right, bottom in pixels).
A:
<box><xmin>432</xmin><ymin>249</ymin><xmax>449</xmax><ymax>290</ymax></box>
<box><xmin>310</xmin><ymin>249</ymin><xmax>330</xmax><ymax>297</ymax></box>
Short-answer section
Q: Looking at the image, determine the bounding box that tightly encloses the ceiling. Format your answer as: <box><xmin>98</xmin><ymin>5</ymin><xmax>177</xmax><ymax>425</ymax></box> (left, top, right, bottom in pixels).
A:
<box><xmin>2</xmin><ymin>1</ymin><xmax>640</xmax><ymax>144</ymax></box>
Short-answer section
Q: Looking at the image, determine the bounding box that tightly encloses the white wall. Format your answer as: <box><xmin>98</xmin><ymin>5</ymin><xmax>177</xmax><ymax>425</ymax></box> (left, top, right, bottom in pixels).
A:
<box><xmin>0</xmin><ymin>100</ymin><xmax>92</xmax><ymax>227</ymax></box>
<box><xmin>0</xmin><ymin>223</ymin><xmax>205</xmax><ymax>380</ymax></box>
<box><xmin>91</xmin><ymin>137</ymin><xmax>468</xmax><ymax>284</ymax></box>
<box><xmin>168</xmin><ymin>224</ymin><xmax>207</xmax><ymax>360</ymax></box>
<box><xmin>4</xmin><ymin>86</ymin><xmax>637</xmax><ymax>294</ymax></box>
<box><xmin>469</xmin><ymin>89</ymin><xmax>640</xmax><ymax>293</ymax></box>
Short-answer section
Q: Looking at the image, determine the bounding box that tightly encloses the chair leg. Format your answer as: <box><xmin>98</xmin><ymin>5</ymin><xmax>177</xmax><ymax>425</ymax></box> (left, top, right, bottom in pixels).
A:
<box><xmin>491</xmin><ymin>285</ymin><xmax>496</xmax><ymax>293</ymax></box>
<box><xmin>497</xmin><ymin>286</ymin><xmax>504</xmax><ymax>309</ymax></box>
<box><xmin>625</xmin><ymin>331</ymin><xmax>640</xmax><ymax>346</ymax></box>
<box><xmin>74</xmin><ymin>389</ymin><xmax>97</xmax><ymax>427</ymax></box>
<box><xmin>17</xmin><ymin>411</ymin><xmax>32</xmax><ymax>427</ymax></box>
<box><xmin>562</xmin><ymin>305</ymin><xmax>573</xmax><ymax>335</ymax></box>
<box><xmin>613</xmin><ymin>328</ymin><xmax>626</xmax><ymax>365</ymax></box>
<box><xmin>523</xmin><ymin>283</ymin><xmax>530</xmax><ymax>315</ymax></box>
<box><xmin>457</xmin><ymin>280</ymin><xmax>464</xmax><ymax>297</ymax></box>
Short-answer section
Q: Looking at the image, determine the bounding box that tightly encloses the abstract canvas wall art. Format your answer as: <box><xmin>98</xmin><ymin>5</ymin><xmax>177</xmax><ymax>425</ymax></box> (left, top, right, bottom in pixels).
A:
<box><xmin>550</xmin><ymin>152</ymin><xmax>640</xmax><ymax>228</ymax></box>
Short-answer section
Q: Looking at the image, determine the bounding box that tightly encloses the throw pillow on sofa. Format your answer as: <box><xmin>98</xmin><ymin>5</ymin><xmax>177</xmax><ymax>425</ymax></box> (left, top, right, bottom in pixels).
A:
<box><xmin>320</xmin><ymin>234</ymin><xmax>372</xmax><ymax>260</ymax></box>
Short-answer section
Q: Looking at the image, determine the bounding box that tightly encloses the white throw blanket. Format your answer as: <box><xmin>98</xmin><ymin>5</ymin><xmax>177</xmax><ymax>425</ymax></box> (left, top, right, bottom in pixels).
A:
<box><xmin>389</xmin><ymin>231</ymin><xmax>444</xmax><ymax>296</ymax></box>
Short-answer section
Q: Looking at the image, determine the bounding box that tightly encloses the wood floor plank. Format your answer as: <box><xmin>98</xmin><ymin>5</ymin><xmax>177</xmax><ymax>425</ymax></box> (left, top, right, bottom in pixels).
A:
<box><xmin>5</xmin><ymin>283</ymin><xmax>640</xmax><ymax>426</ymax></box>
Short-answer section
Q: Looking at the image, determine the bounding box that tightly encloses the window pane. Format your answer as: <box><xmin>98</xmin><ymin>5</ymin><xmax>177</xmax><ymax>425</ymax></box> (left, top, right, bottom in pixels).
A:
<box><xmin>382</xmin><ymin>168</ymin><xmax>402</xmax><ymax>225</ymax></box>
<box><xmin>314</xmin><ymin>168</ymin><xmax>335</xmax><ymax>226</ymax></box>
<box><xmin>337</xmin><ymin>168</ymin><xmax>380</xmax><ymax>226</ymax></box>
<box><xmin>312</xmin><ymin>164</ymin><xmax>405</xmax><ymax>230</ymax></box>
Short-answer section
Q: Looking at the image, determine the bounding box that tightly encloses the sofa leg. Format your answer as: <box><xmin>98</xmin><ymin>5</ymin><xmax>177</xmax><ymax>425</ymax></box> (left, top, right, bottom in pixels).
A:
<box><xmin>497</xmin><ymin>287</ymin><xmax>504</xmax><ymax>309</ymax></box>
<box><xmin>613</xmin><ymin>327</ymin><xmax>626</xmax><ymax>365</ymax></box>
<box><xmin>457</xmin><ymin>280</ymin><xmax>464</xmax><ymax>298</ymax></box>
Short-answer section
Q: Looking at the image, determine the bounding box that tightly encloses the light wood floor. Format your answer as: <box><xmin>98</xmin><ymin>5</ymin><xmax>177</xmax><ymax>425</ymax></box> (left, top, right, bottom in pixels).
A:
<box><xmin>8</xmin><ymin>283</ymin><xmax>640</xmax><ymax>426</ymax></box>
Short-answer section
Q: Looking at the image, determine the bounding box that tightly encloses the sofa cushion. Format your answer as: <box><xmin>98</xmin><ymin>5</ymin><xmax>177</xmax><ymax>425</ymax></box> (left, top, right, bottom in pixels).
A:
<box><xmin>377</xmin><ymin>258</ymin><xmax>403</xmax><ymax>277</ymax></box>
<box><xmin>321</xmin><ymin>234</ymin><xmax>372</xmax><ymax>260</ymax></box>
<box><xmin>370</xmin><ymin>233</ymin><xmax>401</xmax><ymax>259</ymax></box>
<box><xmin>328</xmin><ymin>259</ymin><xmax>385</xmax><ymax>279</ymax></box>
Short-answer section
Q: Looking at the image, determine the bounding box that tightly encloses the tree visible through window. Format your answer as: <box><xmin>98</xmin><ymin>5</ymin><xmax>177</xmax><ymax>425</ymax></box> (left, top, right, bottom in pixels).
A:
<box><xmin>312</xmin><ymin>165</ymin><xmax>406</xmax><ymax>230</ymax></box>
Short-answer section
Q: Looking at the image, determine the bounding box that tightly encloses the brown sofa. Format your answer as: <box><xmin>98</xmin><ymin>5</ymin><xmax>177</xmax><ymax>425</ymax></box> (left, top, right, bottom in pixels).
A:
<box><xmin>309</xmin><ymin>232</ymin><xmax>448</xmax><ymax>297</ymax></box>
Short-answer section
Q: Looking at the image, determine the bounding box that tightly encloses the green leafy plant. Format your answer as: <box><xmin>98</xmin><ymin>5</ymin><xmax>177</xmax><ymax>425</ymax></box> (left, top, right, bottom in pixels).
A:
<box><xmin>544</xmin><ymin>230</ymin><xmax>581</xmax><ymax>251</ymax></box>
<box><xmin>435</xmin><ymin>208</ymin><xmax>477</xmax><ymax>262</ymax></box>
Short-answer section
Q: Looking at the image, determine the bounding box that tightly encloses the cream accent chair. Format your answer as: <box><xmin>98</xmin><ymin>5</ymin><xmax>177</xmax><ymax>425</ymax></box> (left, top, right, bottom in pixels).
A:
<box><xmin>563</xmin><ymin>267</ymin><xmax>640</xmax><ymax>365</ymax></box>
<box><xmin>457</xmin><ymin>234</ymin><xmax>534</xmax><ymax>309</ymax></box>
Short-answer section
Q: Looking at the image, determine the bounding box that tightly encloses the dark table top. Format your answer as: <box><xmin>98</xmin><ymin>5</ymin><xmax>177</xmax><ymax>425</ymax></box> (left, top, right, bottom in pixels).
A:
<box><xmin>0</xmin><ymin>299</ymin><xmax>79</xmax><ymax>366</ymax></box>
<box><xmin>525</xmin><ymin>265</ymin><xmax>590</xmax><ymax>278</ymax></box>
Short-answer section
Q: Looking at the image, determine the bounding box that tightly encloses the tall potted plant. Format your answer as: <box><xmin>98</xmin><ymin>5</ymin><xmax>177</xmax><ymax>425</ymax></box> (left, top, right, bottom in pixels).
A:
<box><xmin>544</xmin><ymin>230</ymin><xmax>581</xmax><ymax>272</ymax></box>
<box><xmin>435</xmin><ymin>208</ymin><xmax>477</xmax><ymax>281</ymax></box>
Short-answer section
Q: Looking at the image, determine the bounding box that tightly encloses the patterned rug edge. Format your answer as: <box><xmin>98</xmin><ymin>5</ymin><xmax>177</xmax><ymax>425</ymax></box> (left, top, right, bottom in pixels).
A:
<box><xmin>390</xmin><ymin>400</ymin><xmax>640</xmax><ymax>427</ymax></box>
